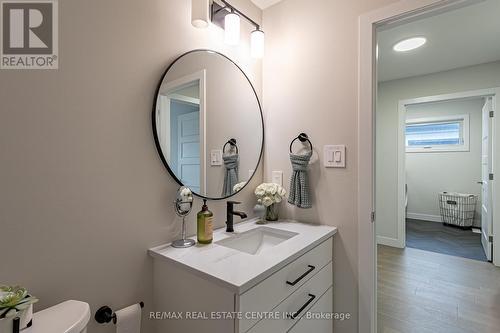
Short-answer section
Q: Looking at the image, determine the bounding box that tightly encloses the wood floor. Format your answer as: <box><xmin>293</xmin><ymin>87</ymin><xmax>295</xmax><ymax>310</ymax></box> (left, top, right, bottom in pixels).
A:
<box><xmin>378</xmin><ymin>245</ymin><xmax>500</xmax><ymax>333</ymax></box>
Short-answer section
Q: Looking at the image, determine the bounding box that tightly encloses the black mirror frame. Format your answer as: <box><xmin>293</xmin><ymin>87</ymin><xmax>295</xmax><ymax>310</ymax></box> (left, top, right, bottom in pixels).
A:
<box><xmin>152</xmin><ymin>49</ymin><xmax>265</xmax><ymax>201</ymax></box>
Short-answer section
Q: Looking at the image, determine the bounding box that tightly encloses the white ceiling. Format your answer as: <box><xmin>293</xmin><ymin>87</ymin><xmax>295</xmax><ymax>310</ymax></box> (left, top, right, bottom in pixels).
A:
<box><xmin>377</xmin><ymin>0</ymin><xmax>500</xmax><ymax>82</ymax></box>
<box><xmin>251</xmin><ymin>0</ymin><xmax>283</xmax><ymax>9</ymax></box>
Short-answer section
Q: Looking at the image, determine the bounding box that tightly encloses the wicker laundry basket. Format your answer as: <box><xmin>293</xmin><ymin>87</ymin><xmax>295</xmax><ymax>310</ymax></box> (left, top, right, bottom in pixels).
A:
<box><xmin>438</xmin><ymin>192</ymin><xmax>478</xmax><ymax>228</ymax></box>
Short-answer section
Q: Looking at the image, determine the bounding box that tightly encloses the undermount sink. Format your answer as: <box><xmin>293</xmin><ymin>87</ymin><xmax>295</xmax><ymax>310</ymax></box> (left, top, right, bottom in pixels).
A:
<box><xmin>216</xmin><ymin>226</ymin><xmax>298</xmax><ymax>255</ymax></box>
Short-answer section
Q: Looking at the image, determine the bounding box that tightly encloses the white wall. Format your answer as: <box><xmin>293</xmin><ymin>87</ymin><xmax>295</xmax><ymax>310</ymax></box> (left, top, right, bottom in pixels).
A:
<box><xmin>376</xmin><ymin>61</ymin><xmax>500</xmax><ymax>242</ymax></box>
<box><xmin>405</xmin><ymin>98</ymin><xmax>483</xmax><ymax>226</ymax></box>
<box><xmin>0</xmin><ymin>1</ymin><xmax>262</xmax><ymax>332</ymax></box>
<box><xmin>262</xmin><ymin>0</ymin><xmax>397</xmax><ymax>331</ymax></box>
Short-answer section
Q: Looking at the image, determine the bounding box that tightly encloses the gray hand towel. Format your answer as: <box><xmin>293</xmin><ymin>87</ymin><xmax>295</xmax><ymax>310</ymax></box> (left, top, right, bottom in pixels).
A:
<box><xmin>288</xmin><ymin>151</ymin><xmax>312</xmax><ymax>208</ymax></box>
<box><xmin>222</xmin><ymin>154</ymin><xmax>239</xmax><ymax>197</ymax></box>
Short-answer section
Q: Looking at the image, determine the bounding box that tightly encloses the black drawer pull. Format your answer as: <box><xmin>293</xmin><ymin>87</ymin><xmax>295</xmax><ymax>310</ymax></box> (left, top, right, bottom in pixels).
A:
<box><xmin>286</xmin><ymin>265</ymin><xmax>315</xmax><ymax>286</ymax></box>
<box><xmin>287</xmin><ymin>293</ymin><xmax>316</xmax><ymax>319</ymax></box>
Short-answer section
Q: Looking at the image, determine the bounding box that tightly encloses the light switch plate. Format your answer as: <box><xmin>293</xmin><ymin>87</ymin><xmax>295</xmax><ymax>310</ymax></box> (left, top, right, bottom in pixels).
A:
<box><xmin>272</xmin><ymin>171</ymin><xmax>283</xmax><ymax>186</ymax></box>
<box><xmin>210</xmin><ymin>149</ymin><xmax>222</xmax><ymax>166</ymax></box>
<box><xmin>324</xmin><ymin>145</ymin><xmax>346</xmax><ymax>168</ymax></box>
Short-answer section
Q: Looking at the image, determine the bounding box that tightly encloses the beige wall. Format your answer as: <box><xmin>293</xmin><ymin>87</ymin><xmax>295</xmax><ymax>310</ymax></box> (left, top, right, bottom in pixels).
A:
<box><xmin>0</xmin><ymin>1</ymin><xmax>262</xmax><ymax>332</ymax></box>
<box><xmin>406</xmin><ymin>99</ymin><xmax>484</xmax><ymax>226</ymax></box>
<box><xmin>376</xmin><ymin>61</ymin><xmax>500</xmax><ymax>241</ymax></box>
<box><xmin>262</xmin><ymin>0</ymin><xmax>396</xmax><ymax>331</ymax></box>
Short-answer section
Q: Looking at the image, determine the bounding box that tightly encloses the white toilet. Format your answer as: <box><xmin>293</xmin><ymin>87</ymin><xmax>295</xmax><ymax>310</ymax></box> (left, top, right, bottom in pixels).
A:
<box><xmin>23</xmin><ymin>300</ymin><xmax>90</xmax><ymax>333</ymax></box>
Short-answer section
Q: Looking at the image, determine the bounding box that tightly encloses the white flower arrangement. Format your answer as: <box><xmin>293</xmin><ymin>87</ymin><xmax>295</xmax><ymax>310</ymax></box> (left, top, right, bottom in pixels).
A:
<box><xmin>180</xmin><ymin>187</ymin><xmax>193</xmax><ymax>202</ymax></box>
<box><xmin>178</xmin><ymin>187</ymin><xmax>193</xmax><ymax>212</ymax></box>
<box><xmin>255</xmin><ymin>183</ymin><xmax>287</xmax><ymax>207</ymax></box>
<box><xmin>233</xmin><ymin>181</ymin><xmax>247</xmax><ymax>193</ymax></box>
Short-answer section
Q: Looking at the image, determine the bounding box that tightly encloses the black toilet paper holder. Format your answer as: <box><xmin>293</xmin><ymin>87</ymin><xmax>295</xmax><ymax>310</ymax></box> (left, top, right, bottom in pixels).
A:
<box><xmin>95</xmin><ymin>301</ymin><xmax>144</xmax><ymax>325</ymax></box>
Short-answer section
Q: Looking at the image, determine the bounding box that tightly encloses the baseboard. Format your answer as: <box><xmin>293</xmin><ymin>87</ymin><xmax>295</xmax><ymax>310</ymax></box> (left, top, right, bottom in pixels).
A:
<box><xmin>406</xmin><ymin>212</ymin><xmax>442</xmax><ymax>223</ymax></box>
<box><xmin>377</xmin><ymin>236</ymin><xmax>404</xmax><ymax>248</ymax></box>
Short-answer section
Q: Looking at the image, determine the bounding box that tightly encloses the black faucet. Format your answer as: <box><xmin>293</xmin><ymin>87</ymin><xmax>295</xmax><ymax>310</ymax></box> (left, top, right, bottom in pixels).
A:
<box><xmin>226</xmin><ymin>201</ymin><xmax>247</xmax><ymax>232</ymax></box>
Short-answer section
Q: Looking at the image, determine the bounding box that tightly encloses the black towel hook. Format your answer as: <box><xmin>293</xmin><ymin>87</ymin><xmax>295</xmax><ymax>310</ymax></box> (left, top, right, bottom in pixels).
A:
<box><xmin>223</xmin><ymin>138</ymin><xmax>238</xmax><ymax>154</ymax></box>
<box><xmin>290</xmin><ymin>133</ymin><xmax>313</xmax><ymax>153</ymax></box>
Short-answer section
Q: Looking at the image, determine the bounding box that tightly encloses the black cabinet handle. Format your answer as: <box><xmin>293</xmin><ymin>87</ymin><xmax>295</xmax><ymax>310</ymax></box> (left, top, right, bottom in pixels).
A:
<box><xmin>287</xmin><ymin>294</ymin><xmax>316</xmax><ymax>320</ymax></box>
<box><xmin>286</xmin><ymin>265</ymin><xmax>315</xmax><ymax>286</ymax></box>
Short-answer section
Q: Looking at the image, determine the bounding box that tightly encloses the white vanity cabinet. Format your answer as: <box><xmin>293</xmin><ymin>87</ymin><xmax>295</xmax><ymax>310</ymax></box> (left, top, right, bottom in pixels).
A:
<box><xmin>150</xmin><ymin>219</ymin><xmax>336</xmax><ymax>333</ymax></box>
<box><xmin>238</xmin><ymin>238</ymin><xmax>333</xmax><ymax>333</ymax></box>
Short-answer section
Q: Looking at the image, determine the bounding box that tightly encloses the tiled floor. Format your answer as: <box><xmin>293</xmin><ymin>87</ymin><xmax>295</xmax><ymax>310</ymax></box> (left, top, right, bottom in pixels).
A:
<box><xmin>406</xmin><ymin>219</ymin><xmax>487</xmax><ymax>261</ymax></box>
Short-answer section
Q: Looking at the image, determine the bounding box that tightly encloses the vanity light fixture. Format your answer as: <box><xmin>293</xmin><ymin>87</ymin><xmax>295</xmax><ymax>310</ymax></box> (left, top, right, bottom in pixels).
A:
<box><xmin>191</xmin><ymin>0</ymin><xmax>210</xmax><ymax>28</ymax></box>
<box><xmin>251</xmin><ymin>29</ymin><xmax>265</xmax><ymax>58</ymax></box>
<box><xmin>393</xmin><ymin>37</ymin><xmax>427</xmax><ymax>52</ymax></box>
<box><xmin>224</xmin><ymin>10</ymin><xmax>241</xmax><ymax>45</ymax></box>
<box><xmin>194</xmin><ymin>0</ymin><xmax>264</xmax><ymax>58</ymax></box>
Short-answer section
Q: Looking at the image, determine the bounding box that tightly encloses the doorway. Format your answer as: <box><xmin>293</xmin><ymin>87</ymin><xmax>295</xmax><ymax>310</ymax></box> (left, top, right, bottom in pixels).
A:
<box><xmin>358</xmin><ymin>1</ymin><xmax>500</xmax><ymax>332</ymax></box>
<box><xmin>374</xmin><ymin>1</ymin><xmax>500</xmax><ymax>330</ymax></box>
<box><xmin>156</xmin><ymin>70</ymin><xmax>207</xmax><ymax>195</ymax></box>
<box><xmin>170</xmin><ymin>98</ymin><xmax>201</xmax><ymax>193</ymax></box>
<box><xmin>394</xmin><ymin>91</ymin><xmax>498</xmax><ymax>262</ymax></box>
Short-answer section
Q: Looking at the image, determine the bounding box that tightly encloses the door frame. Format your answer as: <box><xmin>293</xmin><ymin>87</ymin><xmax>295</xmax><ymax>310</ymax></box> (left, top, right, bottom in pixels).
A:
<box><xmin>358</xmin><ymin>0</ymin><xmax>487</xmax><ymax>332</ymax></box>
<box><xmin>396</xmin><ymin>89</ymin><xmax>500</xmax><ymax>252</ymax></box>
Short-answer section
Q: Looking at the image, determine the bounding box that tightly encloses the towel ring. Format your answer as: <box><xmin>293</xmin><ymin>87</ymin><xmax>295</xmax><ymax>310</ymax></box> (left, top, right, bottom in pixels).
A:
<box><xmin>223</xmin><ymin>138</ymin><xmax>238</xmax><ymax>154</ymax></box>
<box><xmin>290</xmin><ymin>133</ymin><xmax>313</xmax><ymax>153</ymax></box>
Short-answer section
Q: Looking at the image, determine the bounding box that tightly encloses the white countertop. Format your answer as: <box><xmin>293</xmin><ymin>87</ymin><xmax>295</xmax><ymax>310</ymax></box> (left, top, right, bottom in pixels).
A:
<box><xmin>149</xmin><ymin>218</ymin><xmax>337</xmax><ymax>294</ymax></box>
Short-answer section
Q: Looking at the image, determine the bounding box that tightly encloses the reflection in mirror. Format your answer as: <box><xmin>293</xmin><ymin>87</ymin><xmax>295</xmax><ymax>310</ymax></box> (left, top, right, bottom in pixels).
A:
<box><xmin>171</xmin><ymin>186</ymin><xmax>195</xmax><ymax>248</ymax></box>
<box><xmin>154</xmin><ymin>50</ymin><xmax>263</xmax><ymax>200</ymax></box>
<box><xmin>157</xmin><ymin>74</ymin><xmax>203</xmax><ymax>193</ymax></box>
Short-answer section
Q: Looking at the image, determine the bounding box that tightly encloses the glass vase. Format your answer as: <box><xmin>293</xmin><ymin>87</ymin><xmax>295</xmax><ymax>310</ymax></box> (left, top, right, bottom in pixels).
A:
<box><xmin>265</xmin><ymin>203</ymin><xmax>279</xmax><ymax>221</ymax></box>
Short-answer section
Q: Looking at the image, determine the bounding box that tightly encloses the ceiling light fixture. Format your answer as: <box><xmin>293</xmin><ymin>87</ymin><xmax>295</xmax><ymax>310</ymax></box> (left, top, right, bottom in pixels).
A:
<box><xmin>393</xmin><ymin>37</ymin><xmax>427</xmax><ymax>52</ymax></box>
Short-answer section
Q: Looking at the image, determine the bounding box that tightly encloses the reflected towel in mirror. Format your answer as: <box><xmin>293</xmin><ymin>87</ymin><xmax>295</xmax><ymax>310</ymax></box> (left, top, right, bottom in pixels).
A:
<box><xmin>222</xmin><ymin>154</ymin><xmax>239</xmax><ymax>196</ymax></box>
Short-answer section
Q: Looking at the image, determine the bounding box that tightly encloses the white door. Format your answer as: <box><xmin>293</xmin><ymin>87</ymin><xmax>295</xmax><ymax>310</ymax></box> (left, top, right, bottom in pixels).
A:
<box><xmin>481</xmin><ymin>97</ymin><xmax>493</xmax><ymax>261</ymax></box>
<box><xmin>177</xmin><ymin>111</ymin><xmax>201</xmax><ymax>193</ymax></box>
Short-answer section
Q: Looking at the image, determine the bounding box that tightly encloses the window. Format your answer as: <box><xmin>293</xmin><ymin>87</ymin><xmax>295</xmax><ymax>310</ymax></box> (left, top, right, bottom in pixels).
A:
<box><xmin>405</xmin><ymin>114</ymin><xmax>469</xmax><ymax>152</ymax></box>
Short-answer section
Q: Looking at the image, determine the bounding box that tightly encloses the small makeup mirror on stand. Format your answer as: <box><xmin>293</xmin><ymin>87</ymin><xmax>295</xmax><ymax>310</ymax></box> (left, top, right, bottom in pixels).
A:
<box><xmin>172</xmin><ymin>186</ymin><xmax>196</xmax><ymax>248</ymax></box>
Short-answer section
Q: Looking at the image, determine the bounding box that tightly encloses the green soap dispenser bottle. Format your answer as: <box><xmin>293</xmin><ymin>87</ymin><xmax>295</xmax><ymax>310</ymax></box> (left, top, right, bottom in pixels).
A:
<box><xmin>197</xmin><ymin>200</ymin><xmax>213</xmax><ymax>244</ymax></box>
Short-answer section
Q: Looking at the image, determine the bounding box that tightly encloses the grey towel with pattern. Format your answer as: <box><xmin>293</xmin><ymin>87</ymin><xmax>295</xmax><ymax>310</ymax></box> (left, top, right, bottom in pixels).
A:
<box><xmin>288</xmin><ymin>152</ymin><xmax>312</xmax><ymax>208</ymax></box>
<box><xmin>222</xmin><ymin>154</ymin><xmax>239</xmax><ymax>197</ymax></box>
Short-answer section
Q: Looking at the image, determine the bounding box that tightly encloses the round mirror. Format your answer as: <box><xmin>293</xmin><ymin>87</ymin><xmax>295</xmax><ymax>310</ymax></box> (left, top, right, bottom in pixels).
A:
<box><xmin>153</xmin><ymin>50</ymin><xmax>264</xmax><ymax>200</ymax></box>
